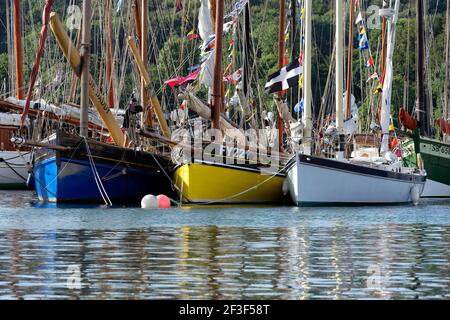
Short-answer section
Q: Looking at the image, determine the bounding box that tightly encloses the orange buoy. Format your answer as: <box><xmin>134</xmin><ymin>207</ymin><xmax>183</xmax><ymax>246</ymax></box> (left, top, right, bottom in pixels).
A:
<box><xmin>399</xmin><ymin>108</ymin><xmax>418</xmax><ymax>131</ymax></box>
<box><xmin>157</xmin><ymin>195</ymin><xmax>171</xmax><ymax>209</ymax></box>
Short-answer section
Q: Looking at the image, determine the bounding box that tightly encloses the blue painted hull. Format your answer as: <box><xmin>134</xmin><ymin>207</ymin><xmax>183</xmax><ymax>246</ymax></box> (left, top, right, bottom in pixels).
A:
<box><xmin>33</xmin><ymin>131</ymin><xmax>174</xmax><ymax>203</ymax></box>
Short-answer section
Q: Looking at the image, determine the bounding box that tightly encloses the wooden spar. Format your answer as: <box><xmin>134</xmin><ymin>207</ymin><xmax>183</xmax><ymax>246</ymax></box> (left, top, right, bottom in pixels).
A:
<box><xmin>141</xmin><ymin>0</ymin><xmax>152</xmax><ymax>127</ymax></box>
<box><xmin>277</xmin><ymin>0</ymin><xmax>285</xmax><ymax>152</ymax></box>
<box><xmin>127</xmin><ymin>37</ymin><xmax>171</xmax><ymax>138</ymax></box>
<box><xmin>6</xmin><ymin>0</ymin><xmax>13</xmax><ymax>95</ymax></box>
<box><xmin>0</xmin><ymin>99</ymin><xmax>106</xmax><ymax>131</ymax></box>
<box><xmin>68</xmin><ymin>28</ymin><xmax>82</xmax><ymax>104</ymax></box>
<box><xmin>445</xmin><ymin>0</ymin><xmax>450</xmax><ymax>126</ymax></box>
<box><xmin>12</xmin><ymin>0</ymin><xmax>25</xmax><ymax>100</ymax></box>
<box><xmin>345</xmin><ymin>0</ymin><xmax>354</xmax><ymax>119</ymax></box>
<box><xmin>80</xmin><ymin>0</ymin><xmax>92</xmax><ymax>138</ymax></box>
<box><xmin>209</xmin><ymin>0</ymin><xmax>216</xmax><ymax>27</ymax></box>
<box><xmin>416</xmin><ymin>0</ymin><xmax>429</xmax><ymax>136</ymax></box>
<box><xmin>105</xmin><ymin>0</ymin><xmax>115</xmax><ymax>108</ymax></box>
<box><xmin>133</xmin><ymin>0</ymin><xmax>142</xmax><ymax>42</ymax></box>
<box><xmin>212</xmin><ymin>0</ymin><xmax>224</xmax><ymax>130</ymax></box>
<box><xmin>49</xmin><ymin>12</ymin><xmax>126</xmax><ymax>147</ymax></box>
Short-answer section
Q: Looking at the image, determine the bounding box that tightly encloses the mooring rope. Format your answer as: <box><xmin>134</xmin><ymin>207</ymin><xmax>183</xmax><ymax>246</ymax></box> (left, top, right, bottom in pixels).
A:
<box><xmin>83</xmin><ymin>137</ymin><xmax>113</xmax><ymax>206</ymax></box>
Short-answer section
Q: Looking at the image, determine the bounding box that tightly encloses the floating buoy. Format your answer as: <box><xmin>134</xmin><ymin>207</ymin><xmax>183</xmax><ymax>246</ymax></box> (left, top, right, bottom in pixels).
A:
<box><xmin>410</xmin><ymin>185</ymin><xmax>420</xmax><ymax>206</ymax></box>
<box><xmin>157</xmin><ymin>195</ymin><xmax>171</xmax><ymax>209</ymax></box>
<box><xmin>141</xmin><ymin>194</ymin><xmax>158</xmax><ymax>209</ymax></box>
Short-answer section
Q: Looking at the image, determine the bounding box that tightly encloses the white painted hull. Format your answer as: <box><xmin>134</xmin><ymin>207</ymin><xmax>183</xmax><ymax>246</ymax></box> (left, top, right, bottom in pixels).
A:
<box><xmin>421</xmin><ymin>179</ymin><xmax>450</xmax><ymax>198</ymax></box>
<box><xmin>287</xmin><ymin>154</ymin><xmax>426</xmax><ymax>205</ymax></box>
<box><xmin>0</xmin><ymin>151</ymin><xmax>31</xmax><ymax>189</ymax></box>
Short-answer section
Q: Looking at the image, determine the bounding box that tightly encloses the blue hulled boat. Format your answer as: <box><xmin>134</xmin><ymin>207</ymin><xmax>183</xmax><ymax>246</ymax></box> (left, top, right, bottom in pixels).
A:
<box><xmin>33</xmin><ymin>130</ymin><xmax>175</xmax><ymax>203</ymax></box>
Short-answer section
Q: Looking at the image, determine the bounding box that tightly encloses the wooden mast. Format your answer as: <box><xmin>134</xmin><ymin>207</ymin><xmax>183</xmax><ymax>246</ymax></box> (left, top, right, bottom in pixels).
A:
<box><xmin>6</xmin><ymin>0</ymin><xmax>13</xmax><ymax>95</ymax></box>
<box><xmin>345</xmin><ymin>0</ymin><xmax>355</xmax><ymax>119</ymax></box>
<box><xmin>212</xmin><ymin>0</ymin><xmax>224</xmax><ymax>130</ymax></box>
<box><xmin>445</xmin><ymin>0</ymin><xmax>450</xmax><ymax>132</ymax></box>
<box><xmin>12</xmin><ymin>0</ymin><xmax>25</xmax><ymax>100</ymax></box>
<box><xmin>141</xmin><ymin>0</ymin><xmax>152</xmax><ymax>127</ymax></box>
<box><xmin>80</xmin><ymin>0</ymin><xmax>92</xmax><ymax>138</ymax></box>
<box><xmin>277</xmin><ymin>0</ymin><xmax>286</xmax><ymax>152</ymax></box>
<box><xmin>105</xmin><ymin>0</ymin><xmax>115</xmax><ymax>108</ymax></box>
<box><xmin>416</xmin><ymin>0</ymin><xmax>429</xmax><ymax>136</ymax></box>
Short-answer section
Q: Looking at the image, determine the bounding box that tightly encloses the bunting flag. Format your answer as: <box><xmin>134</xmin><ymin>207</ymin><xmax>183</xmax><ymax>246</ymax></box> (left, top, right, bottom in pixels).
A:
<box><xmin>294</xmin><ymin>99</ymin><xmax>304</xmax><ymax>113</ymax></box>
<box><xmin>165</xmin><ymin>70</ymin><xmax>200</xmax><ymax>88</ymax></box>
<box><xmin>366</xmin><ymin>72</ymin><xmax>379</xmax><ymax>82</ymax></box>
<box><xmin>359</xmin><ymin>34</ymin><xmax>369</xmax><ymax>51</ymax></box>
<box><xmin>224</xmin><ymin>69</ymin><xmax>242</xmax><ymax>85</ymax></box>
<box><xmin>374</xmin><ymin>82</ymin><xmax>383</xmax><ymax>94</ymax></box>
<box><xmin>176</xmin><ymin>0</ymin><xmax>183</xmax><ymax>12</ymax></box>
<box><xmin>116</xmin><ymin>0</ymin><xmax>124</xmax><ymax>12</ymax></box>
<box><xmin>365</xmin><ymin>57</ymin><xmax>374</xmax><ymax>68</ymax></box>
<box><xmin>265</xmin><ymin>59</ymin><xmax>303</xmax><ymax>94</ymax></box>
<box><xmin>355</xmin><ymin>12</ymin><xmax>363</xmax><ymax>25</ymax></box>
<box><xmin>187</xmin><ymin>29</ymin><xmax>199</xmax><ymax>40</ymax></box>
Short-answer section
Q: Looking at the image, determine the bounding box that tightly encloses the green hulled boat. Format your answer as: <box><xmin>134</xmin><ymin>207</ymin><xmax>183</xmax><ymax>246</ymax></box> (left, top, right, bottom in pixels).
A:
<box><xmin>403</xmin><ymin>134</ymin><xmax>450</xmax><ymax>198</ymax></box>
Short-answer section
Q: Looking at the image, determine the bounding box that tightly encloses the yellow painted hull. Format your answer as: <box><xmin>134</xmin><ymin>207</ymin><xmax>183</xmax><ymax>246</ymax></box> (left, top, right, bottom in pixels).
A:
<box><xmin>174</xmin><ymin>163</ymin><xmax>285</xmax><ymax>204</ymax></box>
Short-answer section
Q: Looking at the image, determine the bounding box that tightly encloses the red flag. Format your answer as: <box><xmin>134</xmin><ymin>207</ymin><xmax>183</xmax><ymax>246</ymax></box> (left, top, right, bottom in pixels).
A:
<box><xmin>164</xmin><ymin>70</ymin><xmax>200</xmax><ymax>88</ymax></box>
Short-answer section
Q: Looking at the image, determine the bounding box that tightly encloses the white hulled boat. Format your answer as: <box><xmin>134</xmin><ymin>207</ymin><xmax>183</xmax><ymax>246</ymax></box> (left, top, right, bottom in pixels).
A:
<box><xmin>286</xmin><ymin>0</ymin><xmax>426</xmax><ymax>206</ymax></box>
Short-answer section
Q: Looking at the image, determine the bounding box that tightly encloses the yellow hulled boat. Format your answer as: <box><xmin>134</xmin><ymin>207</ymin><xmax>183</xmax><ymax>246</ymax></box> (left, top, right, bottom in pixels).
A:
<box><xmin>174</xmin><ymin>162</ymin><xmax>286</xmax><ymax>204</ymax></box>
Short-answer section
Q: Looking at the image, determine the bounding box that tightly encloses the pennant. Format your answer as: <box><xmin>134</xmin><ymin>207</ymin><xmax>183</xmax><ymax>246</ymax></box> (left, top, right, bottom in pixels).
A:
<box><xmin>365</xmin><ymin>57</ymin><xmax>374</xmax><ymax>68</ymax></box>
<box><xmin>374</xmin><ymin>82</ymin><xmax>383</xmax><ymax>94</ymax></box>
<box><xmin>187</xmin><ymin>29</ymin><xmax>199</xmax><ymax>40</ymax></box>
<box><xmin>366</xmin><ymin>72</ymin><xmax>379</xmax><ymax>82</ymax></box>
<box><xmin>294</xmin><ymin>99</ymin><xmax>304</xmax><ymax>113</ymax></box>
<box><xmin>355</xmin><ymin>12</ymin><xmax>363</xmax><ymax>25</ymax></box>
<box><xmin>224</xmin><ymin>69</ymin><xmax>242</xmax><ymax>85</ymax></box>
<box><xmin>265</xmin><ymin>59</ymin><xmax>303</xmax><ymax>94</ymax></box>
<box><xmin>116</xmin><ymin>0</ymin><xmax>124</xmax><ymax>12</ymax></box>
<box><xmin>165</xmin><ymin>70</ymin><xmax>200</xmax><ymax>88</ymax></box>
<box><xmin>359</xmin><ymin>34</ymin><xmax>369</xmax><ymax>51</ymax></box>
<box><xmin>176</xmin><ymin>0</ymin><xmax>183</xmax><ymax>12</ymax></box>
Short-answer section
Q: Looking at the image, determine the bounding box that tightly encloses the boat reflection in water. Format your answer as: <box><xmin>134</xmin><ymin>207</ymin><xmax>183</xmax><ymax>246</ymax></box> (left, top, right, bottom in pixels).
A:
<box><xmin>0</xmin><ymin>209</ymin><xmax>448</xmax><ymax>300</ymax></box>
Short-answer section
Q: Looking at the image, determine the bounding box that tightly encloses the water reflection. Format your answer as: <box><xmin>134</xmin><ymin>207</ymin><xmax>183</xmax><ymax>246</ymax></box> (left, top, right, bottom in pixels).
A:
<box><xmin>0</xmin><ymin>224</ymin><xmax>448</xmax><ymax>300</ymax></box>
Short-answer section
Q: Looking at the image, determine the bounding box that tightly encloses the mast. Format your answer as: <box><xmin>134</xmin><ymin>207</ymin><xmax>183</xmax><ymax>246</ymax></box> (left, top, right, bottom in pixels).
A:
<box><xmin>277</xmin><ymin>0</ymin><xmax>286</xmax><ymax>152</ymax></box>
<box><xmin>141</xmin><ymin>0</ymin><xmax>152</xmax><ymax>127</ymax></box>
<box><xmin>6</xmin><ymin>0</ymin><xmax>13</xmax><ymax>95</ymax></box>
<box><xmin>105</xmin><ymin>0</ymin><xmax>115</xmax><ymax>108</ymax></box>
<box><xmin>335</xmin><ymin>0</ymin><xmax>344</xmax><ymax>133</ymax></box>
<box><xmin>303</xmin><ymin>0</ymin><xmax>312</xmax><ymax>155</ymax></box>
<box><xmin>211</xmin><ymin>0</ymin><xmax>224</xmax><ymax>130</ymax></box>
<box><xmin>12</xmin><ymin>0</ymin><xmax>25</xmax><ymax>100</ymax></box>
<box><xmin>345</xmin><ymin>0</ymin><xmax>355</xmax><ymax>119</ymax></box>
<box><xmin>416</xmin><ymin>0</ymin><xmax>429</xmax><ymax>136</ymax></box>
<box><xmin>445</xmin><ymin>0</ymin><xmax>450</xmax><ymax>134</ymax></box>
<box><xmin>80</xmin><ymin>0</ymin><xmax>92</xmax><ymax>138</ymax></box>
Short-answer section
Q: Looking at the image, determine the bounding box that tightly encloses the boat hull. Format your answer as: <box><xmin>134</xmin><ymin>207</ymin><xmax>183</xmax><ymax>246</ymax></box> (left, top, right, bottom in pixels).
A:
<box><xmin>403</xmin><ymin>137</ymin><xmax>450</xmax><ymax>198</ymax></box>
<box><xmin>174</xmin><ymin>162</ymin><xmax>285</xmax><ymax>204</ymax></box>
<box><xmin>0</xmin><ymin>150</ymin><xmax>31</xmax><ymax>189</ymax></box>
<box><xmin>287</xmin><ymin>154</ymin><xmax>426</xmax><ymax>206</ymax></box>
<box><xmin>33</xmin><ymin>131</ymin><xmax>174</xmax><ymax>203</ymax></box>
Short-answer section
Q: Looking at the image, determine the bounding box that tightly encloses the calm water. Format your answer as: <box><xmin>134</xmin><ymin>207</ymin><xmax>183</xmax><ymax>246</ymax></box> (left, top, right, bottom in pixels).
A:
<box><xmin>0</xmin><ymin>190</ymin><xmax>448</xmax><ymax>300</ymax></box>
